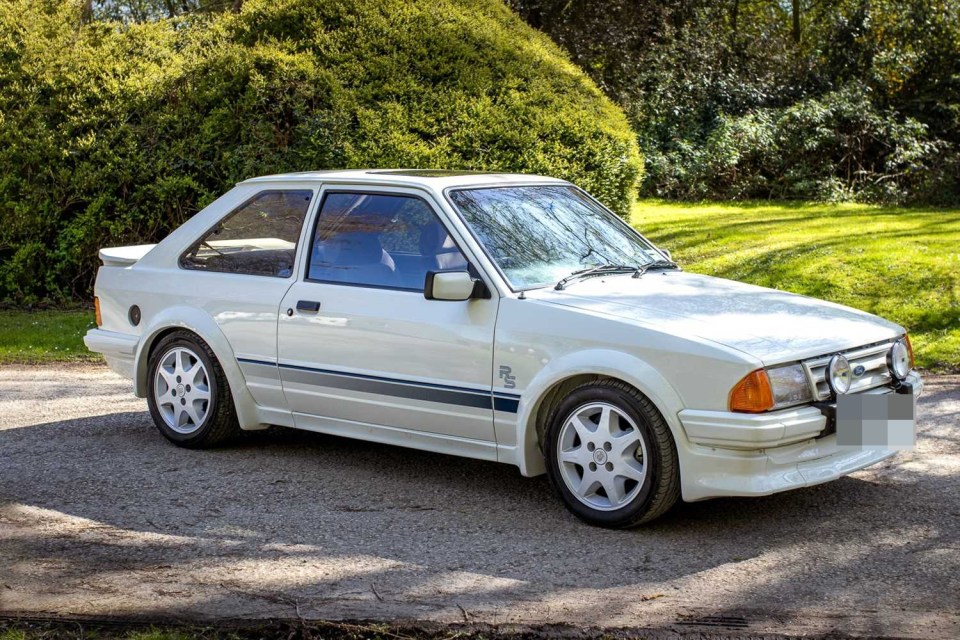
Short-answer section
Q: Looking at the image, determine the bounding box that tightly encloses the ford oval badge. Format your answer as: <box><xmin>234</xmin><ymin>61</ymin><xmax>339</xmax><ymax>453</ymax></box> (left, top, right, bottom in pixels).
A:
<box><xmin>853</xmin><ymin>364</ymin><xmax>866</xmax><ymax>377</ymax></box>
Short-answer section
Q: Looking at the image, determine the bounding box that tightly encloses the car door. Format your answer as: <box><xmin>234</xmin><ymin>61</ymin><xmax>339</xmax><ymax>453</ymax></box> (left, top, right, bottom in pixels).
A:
<box><xmin>277</xmin><ymin>187</ymin><xmax>499</xmax><ymax>449</ymax></box>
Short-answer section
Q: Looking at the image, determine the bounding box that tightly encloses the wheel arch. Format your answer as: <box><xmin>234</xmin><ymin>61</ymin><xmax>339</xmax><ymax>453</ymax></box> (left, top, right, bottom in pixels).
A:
<box><xmin>514</xmin><ymin>349</ymin><xmax>687</xmax><ymax>477</ymax></box>
<box><xmin>133</xmin><ymin>307</ymin><xmax>262</xmax><ymax>429</ymax></box>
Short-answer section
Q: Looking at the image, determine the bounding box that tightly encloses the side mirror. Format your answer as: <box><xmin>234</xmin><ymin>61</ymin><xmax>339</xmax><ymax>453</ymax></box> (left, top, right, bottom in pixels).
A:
<box><xmin>424</xmin><ymin>270</ymin><xmax>480</xmax><ymax>301</ymax></box>
<box><xmin>660</xmin><ymin>248</ymin><xmax>672</xmax><ymax>261</ymax></box>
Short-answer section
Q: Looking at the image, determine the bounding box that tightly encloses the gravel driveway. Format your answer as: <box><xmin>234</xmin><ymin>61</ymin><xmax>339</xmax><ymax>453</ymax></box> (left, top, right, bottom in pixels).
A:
<box><xmin>1</xmin><ymin>364</ymin><xmax>958</xmax><ymax>638</ymax></box>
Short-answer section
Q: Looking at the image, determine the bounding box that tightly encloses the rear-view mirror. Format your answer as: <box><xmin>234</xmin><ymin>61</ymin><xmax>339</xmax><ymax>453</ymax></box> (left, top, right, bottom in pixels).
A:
<box><xmin>424</xmin><ymin>270</ymin><xmax>477</xmax><ymax>301</ymax></box>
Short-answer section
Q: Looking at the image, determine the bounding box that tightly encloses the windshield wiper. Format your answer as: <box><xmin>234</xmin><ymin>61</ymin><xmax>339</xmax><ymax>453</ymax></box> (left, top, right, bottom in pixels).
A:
<box><xmin>554</xmin><ymin>259</ymin><xmax>680</xmax><ymax>291</ymax></box>
<box><xmin>555</xmin><ymin>264</ymin><xmax>640</xmax><ymax>290</ymax></box>
<box><xmin>632</xmin><ymin>259</ymin><xmax>679</xmax><ymax>279</ymax></box>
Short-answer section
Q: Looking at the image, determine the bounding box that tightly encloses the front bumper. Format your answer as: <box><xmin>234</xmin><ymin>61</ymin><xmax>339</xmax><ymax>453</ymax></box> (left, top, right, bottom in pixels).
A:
<box><xmin>84</xmin><ymin>328</ymin><xmax>139</xmax><ymax>380</ymax></box>
<box><xmin>676</xmin><ymin>370</ymin><xmax>922</xmax><ymax>501</ymax></box>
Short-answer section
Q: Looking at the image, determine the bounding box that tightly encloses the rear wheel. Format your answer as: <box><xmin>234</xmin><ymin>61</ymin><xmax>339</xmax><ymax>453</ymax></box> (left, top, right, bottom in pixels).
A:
<box><xmin>545</xmin><ymin>380</ymin><xmax>680</xmax><ymax>527</ymax></box>
<box><xmin>146</xmin><ymin>331</ymin><xmax>240</xmax><ymax>448</ymax></box>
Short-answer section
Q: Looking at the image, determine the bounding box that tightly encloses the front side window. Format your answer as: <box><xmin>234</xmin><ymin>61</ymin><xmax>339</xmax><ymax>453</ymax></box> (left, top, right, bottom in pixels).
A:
<box><xmin>448</xmin><ymin>185</ymin><xmax>664</xmax><ymax>290</ymax></box>
<box><xmin>181</xmin><ymin>190</ymin><xmax>313</xmax><ymax>278</ymax></box>
<box><xmin>308</xmin><ymin>192</ymin><xmax>467</xmax><ymax>291</ymax></box>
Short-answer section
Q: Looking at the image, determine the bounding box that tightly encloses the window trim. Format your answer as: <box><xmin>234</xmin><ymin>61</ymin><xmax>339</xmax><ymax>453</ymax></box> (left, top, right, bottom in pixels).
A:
<box><xmin>178</xmin><ymin>189</ymin><xmax>315</xmax><ymax>279</ymax></box>
<box><xmin>303</xmin><ymin>188</ymin><xmax>473</xmax><ymax>293</ymax></box>
<box><xmin>442</xmin><ymin>183</ymin><xmax>667</xmax><ymax>293</ymax></box>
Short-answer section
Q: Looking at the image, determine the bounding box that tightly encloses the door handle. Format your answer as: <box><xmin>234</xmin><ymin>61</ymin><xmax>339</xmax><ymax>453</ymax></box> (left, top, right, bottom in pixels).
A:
<box><xmin>296</xmin><ymin>300</ymin><xmax>321</xmax><ymax>312</ymax></box>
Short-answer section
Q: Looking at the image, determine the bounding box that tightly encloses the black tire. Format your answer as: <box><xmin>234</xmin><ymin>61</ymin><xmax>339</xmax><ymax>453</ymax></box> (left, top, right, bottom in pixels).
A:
<box><xmin>146</xmin><ymin>330</ymin><xmax>240</xmax><ymax>448</ymax></box>
<box><xmin>544</xmin><ymin>379</ymin><xmax>680</xmax><ymax>527</ymax></box>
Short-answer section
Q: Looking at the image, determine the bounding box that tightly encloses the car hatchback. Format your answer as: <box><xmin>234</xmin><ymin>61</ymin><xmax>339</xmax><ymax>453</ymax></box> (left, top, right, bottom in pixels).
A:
<box><xmin>86</xmin><ymin>169</ymin><xmax>921</xmax><ymax>527</ymax></box>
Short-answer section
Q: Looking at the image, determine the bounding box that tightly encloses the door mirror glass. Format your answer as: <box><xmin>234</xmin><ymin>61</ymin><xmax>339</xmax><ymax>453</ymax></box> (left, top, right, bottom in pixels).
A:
<box><xmin>424</xmin><ymin>270</ymin><xmax>476</xmax><ymax>301</ymax></box>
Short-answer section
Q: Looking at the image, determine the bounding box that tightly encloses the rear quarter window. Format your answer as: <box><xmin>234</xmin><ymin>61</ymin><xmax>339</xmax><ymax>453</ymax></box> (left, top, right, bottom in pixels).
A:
<box><xmin>180</xmin><ymin>190</ymin><xmax>313</xmax><ymax>278</ymax></box>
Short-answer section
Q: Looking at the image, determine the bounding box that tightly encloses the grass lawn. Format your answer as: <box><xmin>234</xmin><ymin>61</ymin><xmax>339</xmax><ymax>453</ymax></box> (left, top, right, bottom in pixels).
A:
<box><xmin>632</xmin><ymin>200</ymin><xmax>960</xmax><ymax>372</ymax></box>
<box><xmin>0</xmin><ymin>309</ymin><xmax>98</xmax><ymax>364</ymax></box>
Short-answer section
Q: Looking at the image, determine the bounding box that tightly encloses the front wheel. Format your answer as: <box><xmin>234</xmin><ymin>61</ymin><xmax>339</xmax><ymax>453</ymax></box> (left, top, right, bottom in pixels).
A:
<box><xmin>146</xmin><ymin>331</ymin><xmax>240</xmax><ymax>448</ymax></box>
<box><xmin>544</xmin><ymin>380</ymin><xmax>680</xmax><ymax>527</ymax></box>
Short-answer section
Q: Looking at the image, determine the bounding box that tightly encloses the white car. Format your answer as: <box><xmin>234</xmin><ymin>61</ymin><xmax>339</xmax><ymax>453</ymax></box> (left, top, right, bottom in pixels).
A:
<box><xmin>85</xmin><ymin>169</ymin><xmax>922</xmax><ymax>527</ymax></box>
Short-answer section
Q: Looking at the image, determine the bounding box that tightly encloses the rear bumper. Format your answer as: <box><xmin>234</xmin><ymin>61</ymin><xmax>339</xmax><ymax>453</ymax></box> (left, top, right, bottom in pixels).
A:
<box><xmin>677</xmin><ymin>371</ymin><xmax>922</xmax><ymax>501</ymax></box>
<box><xmin>84</xmin><ymin>328</ymin><xmax>139</xmax><ymax>380</ymax></box>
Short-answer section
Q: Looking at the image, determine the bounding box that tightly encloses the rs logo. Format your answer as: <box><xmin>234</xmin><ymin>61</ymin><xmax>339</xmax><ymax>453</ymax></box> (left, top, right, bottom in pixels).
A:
<box><xmin>498</xmin><ymin>365</ymin><xmax>517</xmax><ymax>389</ymax></box>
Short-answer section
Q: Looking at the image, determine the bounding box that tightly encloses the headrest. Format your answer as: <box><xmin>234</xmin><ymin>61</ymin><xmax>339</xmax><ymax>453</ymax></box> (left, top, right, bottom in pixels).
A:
<box><xmin>419</xmin><ymin>222</ymin><xmax>457</xmax><ymax>256</ymax></box>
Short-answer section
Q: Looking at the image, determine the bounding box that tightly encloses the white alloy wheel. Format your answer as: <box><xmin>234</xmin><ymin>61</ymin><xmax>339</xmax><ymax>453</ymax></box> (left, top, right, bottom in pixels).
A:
<box><xmin>557</xmin><ymin>401</ymin><xmax>649</xmax><ymax>511</ymax></box>
<box><xmin>153</xmin><ymin>346</ymin><xmax>212</xmax><ymax>434</ymax></box>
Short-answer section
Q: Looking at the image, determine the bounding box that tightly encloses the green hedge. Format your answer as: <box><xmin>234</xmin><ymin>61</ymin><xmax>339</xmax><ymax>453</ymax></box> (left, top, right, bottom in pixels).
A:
<box><xmin>641</xmin><ymin>84</ymin><xmax>959</xmax><ymax>204</ymax></box>
<box><xmin>0</xmin><ymin>0</ymin><xmax>641</xmax><ymax>304</ymax></box>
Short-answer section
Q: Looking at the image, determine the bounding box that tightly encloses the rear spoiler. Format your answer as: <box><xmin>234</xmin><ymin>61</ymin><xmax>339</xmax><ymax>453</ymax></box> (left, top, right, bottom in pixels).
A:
<box><xmin>99</xmin><ymin>244</ymin><xmax>157</xmax><ymax>267</ymax></box>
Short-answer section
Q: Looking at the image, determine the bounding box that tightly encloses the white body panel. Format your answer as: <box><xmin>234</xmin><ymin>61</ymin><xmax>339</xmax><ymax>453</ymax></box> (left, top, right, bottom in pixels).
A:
<box><xmin>86</xmin><ymin>169</ymin><xmax>921</xmax><ymax>504</ymax></box>
<box><xmin>276</xmin><ymin>282</ymin><xmax>499</xmax><ymax>442</ymax></box>
<box><xmin>531</xmin><ymin>271</ymin><xmax>903</xmax><ymax>365</ymax></box>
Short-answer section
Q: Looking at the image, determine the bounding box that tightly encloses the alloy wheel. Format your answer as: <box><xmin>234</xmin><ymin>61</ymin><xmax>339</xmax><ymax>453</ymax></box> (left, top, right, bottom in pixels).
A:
<box><xmin>557</xmin><ymin>402</ymin><xmax>648</xmax><ymax>511</ymax></box>
<box><xmin>153</xmin><ymin>346</ymin><xmax>212</xmax><ymax>434</ymax></box>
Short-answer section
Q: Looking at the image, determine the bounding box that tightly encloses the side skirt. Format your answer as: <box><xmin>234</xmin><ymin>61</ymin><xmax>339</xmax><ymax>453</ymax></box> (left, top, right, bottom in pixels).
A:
<box><xmin>290</xmin><ymin>412</ymin><xmax>500</xmax><ymax>463</ymax></box>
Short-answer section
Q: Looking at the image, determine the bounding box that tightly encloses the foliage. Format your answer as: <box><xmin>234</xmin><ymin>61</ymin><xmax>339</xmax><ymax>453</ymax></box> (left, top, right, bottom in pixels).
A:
<box><xmin>509</xmin><ymin>0</ymin><xmax>960</xmax><ymax>205</ymax></box>
<box><xmin>90</xmin><ymin>0</ymin><xmax>239</xmax><ymax>23</ymax></box>
<box><xmin>633</xmin><ymin>200</ymin><xmax>960</xmax><ymax>372</ymax></box>
<box><xmin>0</xmin><ymin>0</ymin><xmax>640</xmax><ymax>303</ymax></box>
<box><xmin>646</xmin><ymin>84</ymin><xmax>957</xmax><ymax>203</ymax></box>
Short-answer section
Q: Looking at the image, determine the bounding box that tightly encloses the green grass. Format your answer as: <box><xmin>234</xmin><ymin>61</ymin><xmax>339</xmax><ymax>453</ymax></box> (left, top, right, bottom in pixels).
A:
<box><xmin>0</xmin><ymin>309</ymin><xmax>98</xmax><ymax>364</ymax></box>
<box><xmin>631</xmin><ymin>200</ymin><xmax>960</xmax><ymax>371</ymax></box>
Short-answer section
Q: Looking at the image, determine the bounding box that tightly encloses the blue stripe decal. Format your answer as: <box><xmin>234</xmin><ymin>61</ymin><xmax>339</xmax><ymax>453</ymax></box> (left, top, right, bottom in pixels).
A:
<box><xmin>238</xmin><ymin>358</ymin><xmax>521</xmax><ymax>413</ymax></box>
<box><xmin>237</xmin><ymin>357</ymin><xmax>277</xmax><ymax>367</ymax></box>
<box><xmin>279</xmin><ymin>362</ymin><xmax>492</xmax><ymax>397</ymax></box>
<box><xmin>493</xmin><ymin>396</ymin><xmax>521</xmax><ymax>413</ymax></box>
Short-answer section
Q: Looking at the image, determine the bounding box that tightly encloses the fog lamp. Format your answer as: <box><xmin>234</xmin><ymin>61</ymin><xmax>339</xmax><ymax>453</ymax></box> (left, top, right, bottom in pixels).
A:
<box><xmin>827</xmin><ymin>354</ymin><xmax>852</xmax><ymax>395</ymax></box>
<box><xmin>888</xmin><ymin>338</ymin><xmax>911</xmax><ymax>381</ymax></box>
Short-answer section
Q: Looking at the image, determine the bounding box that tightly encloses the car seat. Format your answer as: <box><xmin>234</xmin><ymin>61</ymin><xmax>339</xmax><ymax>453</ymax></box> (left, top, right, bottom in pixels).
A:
<box><xmin>419</xmin><ymin>222</ymin><xmax>468</xmax><ymax>272</ymax></box>
<box><xmin>310</xmin><ymin>231</ymin><xmax>398</xmax><ymax>286</ymax></box>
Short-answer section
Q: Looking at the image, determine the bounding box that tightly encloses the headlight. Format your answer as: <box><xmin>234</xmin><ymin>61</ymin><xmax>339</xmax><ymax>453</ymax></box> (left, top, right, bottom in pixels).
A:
<box><xmin>730</xmin><ymin>364</ymin><xmax>813</xmax><ymax>413</ymax></box>
<box><xmin>888</xmin><ymin>337</ymin><xmax>912</xmax><ymax>380</ymax></box>
<box><xmin>766</xmin><ymin>364</ymin><xmax>814</xmax><ymax>408</ymax></box>
<box><xmin>827</xmin><ymin>354</ymin><xmax>852</xmax><ymax>395</ymax></box>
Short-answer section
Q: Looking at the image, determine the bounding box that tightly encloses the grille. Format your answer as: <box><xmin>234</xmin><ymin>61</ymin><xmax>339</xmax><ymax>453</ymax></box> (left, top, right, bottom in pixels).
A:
<box><xmin>803</xmin><ymin>340</ymin><xmax>895</xmax><ymax>401</ymax></box>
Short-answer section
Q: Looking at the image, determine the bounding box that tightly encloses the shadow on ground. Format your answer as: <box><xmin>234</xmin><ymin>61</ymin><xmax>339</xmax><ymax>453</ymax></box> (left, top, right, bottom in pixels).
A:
<box><xmin>1</xmin><ymin>371</ymin><xmax>958</xmax><ymax>637</ymax></box>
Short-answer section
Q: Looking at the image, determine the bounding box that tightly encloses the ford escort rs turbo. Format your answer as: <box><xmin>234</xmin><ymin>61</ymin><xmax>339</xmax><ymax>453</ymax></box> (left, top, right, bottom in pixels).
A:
<box><xmin>85</xmin><ymin>169</ymin><xmax>921</xmax><ymax>527</ymax></box>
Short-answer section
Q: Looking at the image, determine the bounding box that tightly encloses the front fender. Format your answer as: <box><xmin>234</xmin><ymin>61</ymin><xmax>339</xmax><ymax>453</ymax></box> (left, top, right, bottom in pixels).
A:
<box><xmin>514</xmin><ymin>349</ymin><xmax>686</xmax><ymax>477</ymax></box>
<box><xmin>133</xmin><ymin>306</ymin><xmax>262</xmax><ymax>429</ymax></box>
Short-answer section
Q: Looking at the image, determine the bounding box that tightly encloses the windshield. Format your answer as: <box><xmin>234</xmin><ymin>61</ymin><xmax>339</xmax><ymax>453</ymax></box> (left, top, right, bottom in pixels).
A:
<box><xmin>448</xmin><ymin>185</ymin><xmax>666</xmax><ymax>290</ymax></box>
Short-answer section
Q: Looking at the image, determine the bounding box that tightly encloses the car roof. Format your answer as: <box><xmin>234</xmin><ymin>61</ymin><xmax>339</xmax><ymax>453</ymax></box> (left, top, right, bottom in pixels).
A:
<box><xmin>239</xmin><ymin>169</ymin><xmax>569</xmax><ymax>189</ymax></box>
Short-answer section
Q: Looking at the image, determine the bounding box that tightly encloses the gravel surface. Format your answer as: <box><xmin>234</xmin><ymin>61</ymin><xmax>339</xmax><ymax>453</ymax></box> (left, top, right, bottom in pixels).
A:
<box><xmin>1</xmin><ymin>364</ymin><xmax>958</xmax><ymax>638</ymax></box>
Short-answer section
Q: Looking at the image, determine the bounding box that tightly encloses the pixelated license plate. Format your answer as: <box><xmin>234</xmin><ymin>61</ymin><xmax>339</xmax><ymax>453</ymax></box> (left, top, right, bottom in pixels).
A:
<box><xmin>836</xmin><ymin>393</ymin><xmax>915</xmax><ymax>450</ymax></box>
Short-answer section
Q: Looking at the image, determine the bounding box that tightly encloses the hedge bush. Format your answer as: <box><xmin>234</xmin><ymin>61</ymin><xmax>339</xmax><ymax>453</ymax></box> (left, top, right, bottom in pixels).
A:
<box><xmin>641</xmin><ymin>84</ymin><xmax>958</xmax><ymax>204</ymax></box>
<box><xmin>0</xmin><ymin>0</ymin><xmax>641</xmax><ymax>303</ymax></box>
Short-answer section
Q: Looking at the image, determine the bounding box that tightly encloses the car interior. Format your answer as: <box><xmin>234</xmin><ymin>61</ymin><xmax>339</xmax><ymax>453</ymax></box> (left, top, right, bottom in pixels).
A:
<box><xmin>308</xmin><ymin>193</ymin><xmax>467</xmax><ymax>290</ymax></box>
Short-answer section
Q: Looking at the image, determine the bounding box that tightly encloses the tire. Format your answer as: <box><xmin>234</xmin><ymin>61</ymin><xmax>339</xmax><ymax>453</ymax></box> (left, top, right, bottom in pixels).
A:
<box><xmin>544</xmin><ymin>379</ymin><xmax>680</xmax><ymax>527</ymax></box>
<box><xmin>146</xmin><ymin>330</ymin><xmax>240</xmax><ymax>448</ymax></box>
